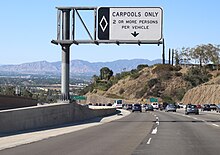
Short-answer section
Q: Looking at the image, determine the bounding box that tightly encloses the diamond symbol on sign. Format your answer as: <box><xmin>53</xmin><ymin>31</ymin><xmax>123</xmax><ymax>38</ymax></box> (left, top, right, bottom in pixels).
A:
<box><xmin>99</xmin><ymin>16</ymin><xmax>108</xmax><ymax>32</ymax></box>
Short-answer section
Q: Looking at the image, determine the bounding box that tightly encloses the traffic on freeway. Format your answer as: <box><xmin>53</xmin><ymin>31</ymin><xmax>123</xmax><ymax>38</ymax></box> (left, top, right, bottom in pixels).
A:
<box><xmin>1</xmin><ymin>104</ymin><xmax>220</xmax><ymax>155</ymax></box>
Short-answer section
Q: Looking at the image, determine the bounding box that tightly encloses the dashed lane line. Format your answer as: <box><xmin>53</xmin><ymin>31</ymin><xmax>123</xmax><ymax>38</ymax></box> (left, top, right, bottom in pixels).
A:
<box><xmin>169</xmin><ymin>112</ymin><xmax>220</xmax><ymax>128</ymax></box>
<box><xmin>146</xmin><ymin>138</ymin><xmax>152</xmax><ymax>145</ymax></box>
<box><xmin>151</xmin><ymin>127</ymin><xmax>158</xmax><ymax>134</ymax></box>
<box><xmin>212</xmin><ymin>123</ymin><xmax>219</xmax><ymax>127</ymax></box>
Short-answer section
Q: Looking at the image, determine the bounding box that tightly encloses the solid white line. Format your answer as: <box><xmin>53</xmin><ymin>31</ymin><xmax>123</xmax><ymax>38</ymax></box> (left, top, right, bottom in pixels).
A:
<box><xmin>151</xmin><ymin>127</ymin><xmax>158</xmax><ymax>134</ymax></box>
<box><xmin>212</xmin><ymin>123</ymin><xmax>220</xmax><ymax>127</ymax></box>
<box><xmin>147</xmin><ymin>138</ymin><xmax>152</xmax><ymax>145</ymax></box>
<box><xmin>192</xmin><ymin>117</ymin><xmax>198</xmax><ymax>120</ymax></box>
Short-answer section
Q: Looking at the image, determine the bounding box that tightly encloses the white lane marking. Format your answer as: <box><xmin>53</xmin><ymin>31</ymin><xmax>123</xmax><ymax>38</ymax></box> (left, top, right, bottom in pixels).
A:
<box><xmin>212</xmin><ymin>123</ymin><xmax>220</xmax><ymax>127</ymax></box>
<box><xmin>151</xmin><ymin>127</ymin><xmax>158</xmax><ymax>134</ymax></box>
<box><xmin>156</xmin><ymin>117</ymin><xmax>160</xmax><ymax>125</ymax></box>
<box><xmin>147</xmin><ymin>138</ymin><xmax>152</xmax><ymax>145</ymax></box>
<box><xmin>169</xmin><ymin>111</ymin><xmax>220</xmax><ymax>128</ymax></box>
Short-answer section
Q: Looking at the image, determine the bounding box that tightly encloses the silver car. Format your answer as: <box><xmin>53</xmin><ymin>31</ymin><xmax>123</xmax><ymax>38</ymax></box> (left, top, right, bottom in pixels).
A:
<box><xmin>165</xmin><ymin>104</ymin><xmax>176</xmax><ymax>112</ymax></box>
<box><xmin>185</xmin><ymin>104</ymin><xmax>199</xmax><ymax>115</ymax></box>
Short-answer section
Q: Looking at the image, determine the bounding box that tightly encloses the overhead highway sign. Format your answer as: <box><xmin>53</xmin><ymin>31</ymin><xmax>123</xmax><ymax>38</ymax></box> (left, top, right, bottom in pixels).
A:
<box><xmin>98</xmin><ymin>7</ymin><xmax>163</xmax><ymax>41</ymax></box>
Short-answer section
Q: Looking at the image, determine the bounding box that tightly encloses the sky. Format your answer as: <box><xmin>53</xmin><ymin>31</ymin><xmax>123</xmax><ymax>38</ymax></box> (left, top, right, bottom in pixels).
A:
<box><xmin>0</xmin><ymin>0</ymin><xmax>220</xmax><ymax>65</ymax></box>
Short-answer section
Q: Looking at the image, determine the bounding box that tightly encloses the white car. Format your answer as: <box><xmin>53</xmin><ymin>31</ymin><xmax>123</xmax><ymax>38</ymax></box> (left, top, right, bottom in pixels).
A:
<box><xmin>151</xmin><ymin>102</ymin><xmax>159</xmax><ymax>110</ymax></box>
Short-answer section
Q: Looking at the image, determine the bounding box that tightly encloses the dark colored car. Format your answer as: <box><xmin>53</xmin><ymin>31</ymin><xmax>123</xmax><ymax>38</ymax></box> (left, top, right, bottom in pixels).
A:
<box><xmin>162</xmin><ymin>102</ymin><xmax>169</xmax><ymax>110</ymax></box>
<box><xmin>185</xmin><ymin>104</ymin><xmax>199</xmax><ymax>115</ymax></box>
<box><xmin>210</xmin><ymin>104</ymin><xmax>217</xmax><ymax>111</ymax></box>
<box><xmin>132</xmin><ymin>104</ymin><xmax>142</xmax><ymax>112</ymax></box>
<box><xmin>145</xmin><ymin>104</ymin><xmax>154</xmax><ymax>111</ymax></box>
<box><xmin>201</xmin><ymin>104</ymin><xmax>211</xmax><ymax>111</ymax></box>
<box><xmin>165</xmin><ymin>104</ymin><xmax>176</xmax><ymax>112</ymax></box>
<box><xmin>216</xmin><ymin>104</ymin><xmax>220</xmax><ymax>113</ymax></box>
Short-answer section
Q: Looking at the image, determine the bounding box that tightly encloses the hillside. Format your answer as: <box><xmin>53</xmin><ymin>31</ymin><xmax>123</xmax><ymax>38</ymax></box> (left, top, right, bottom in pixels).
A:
<box><xmin>85</xmin><ymin>65</ymin><xmax>191</xmax><ymax>103</ymax></box>
<box><xmin>85</xmin><ymin>64</ymin><xmax>220</xmax><ymax>104</ymax></box>
<box><xmin>181</xmin><ymin>75</ymin><xmax>220</xmax><ymax>104</ymax></box>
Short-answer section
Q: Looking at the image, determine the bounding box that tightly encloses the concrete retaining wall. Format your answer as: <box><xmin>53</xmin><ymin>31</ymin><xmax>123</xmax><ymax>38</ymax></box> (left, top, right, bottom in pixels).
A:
<box><xmin>0</xmin><ymin>102</ymin><xmax>116</xmax><ymax>135</ymax></box>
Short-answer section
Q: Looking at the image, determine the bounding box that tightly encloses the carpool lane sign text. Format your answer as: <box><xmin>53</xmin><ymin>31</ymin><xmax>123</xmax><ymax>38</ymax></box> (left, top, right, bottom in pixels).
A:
<box><xmin>98</xmin><ymin>7</ymin><xmax>163</xmax><ymax>41</ymax></box>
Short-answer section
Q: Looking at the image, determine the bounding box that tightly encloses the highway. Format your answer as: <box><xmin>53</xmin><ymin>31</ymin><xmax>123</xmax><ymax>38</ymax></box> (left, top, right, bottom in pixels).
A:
<box><xmin>1</xmin><ymin>109</ymin><xmax>220</xmax><ymax>155</ymax></box>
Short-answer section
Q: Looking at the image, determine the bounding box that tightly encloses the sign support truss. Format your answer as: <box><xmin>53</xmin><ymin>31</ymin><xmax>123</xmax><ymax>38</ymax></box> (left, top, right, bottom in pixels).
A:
<box><xmin>51</xmin><ymin>7</ymin><xmax>164</xmax><ymax>46</ymax></box>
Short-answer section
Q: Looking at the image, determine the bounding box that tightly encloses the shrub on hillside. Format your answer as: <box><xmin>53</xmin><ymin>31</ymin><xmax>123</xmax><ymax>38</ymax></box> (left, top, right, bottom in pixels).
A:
<box><xmin>137</xmin><ymin>64</ymin><xmax>148</xmax><ymax>71</ymax></box>
<box><xmin>119</xmin><ymin>88</ymin><xmax>125</xmax><ymax>94</ymax></box>
<box><xmin>184</xmin><ymin>67</ymin><xmax>210</xmax><ymax>87</ymax></box>
<box><xmin>173</xmin><ymin>65</ymin><xmax>182</xmax><ymax>71</ymax></box>
<box><xmin>152</xmin><ymin>64</ymin><xmax>175</xmax><ymax>74</ymax></box>
<box><xmin>135</xmin><ymin>85</ymin><xmax>148</xmax><ymax>98</ymax></box>
<box><xmin>174</xmin><ymin>72</ymin><xmax>183</xmax><ymax>77</ymax></box>
<box><xmin>148</xmin><ymin>78</ymin><xmax>159</xmax><ymax>88</ymax></box>
<box><xmin>130</xmin><ymin>72</ymin><xmax>141</xmax><ymax>79</ymax></box>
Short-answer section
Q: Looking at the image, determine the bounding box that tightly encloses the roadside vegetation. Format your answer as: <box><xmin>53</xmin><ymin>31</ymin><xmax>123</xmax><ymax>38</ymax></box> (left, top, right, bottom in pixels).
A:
<box><xmin>81</xmin><ymin>43</ymin><xmax>220</xmax><ymax>103</ymax></box>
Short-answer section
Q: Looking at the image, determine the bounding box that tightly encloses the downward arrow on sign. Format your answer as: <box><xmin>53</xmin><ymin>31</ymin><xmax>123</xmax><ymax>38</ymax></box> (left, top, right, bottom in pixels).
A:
<box><xmin>131</xmin><ymin>31</ymin><xmax>139</xmax><ymax>37</ymax></box>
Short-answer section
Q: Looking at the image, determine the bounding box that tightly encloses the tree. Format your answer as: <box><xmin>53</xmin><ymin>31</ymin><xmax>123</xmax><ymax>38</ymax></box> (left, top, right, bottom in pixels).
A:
<box><xmin>4</xmin><ymin>86</ymin><xmax>15</xmax><ymax>96</ymax></box>
<box><xmin>22</xmin><ymin>89</ymin><xmax>33</xmax><ymax>98</ymax></box>
<box><xmin>137</xmin><ymin>64</ymin><xmax>148</xmax><ymax>71</ymax></box>
<box><xmin>174</xmin><ymin>49</ymin><xmax>180</xmax><ymax>65</ymax></box>
<box><xmin>179</xmin><ymin>47</ymin><xmax>191</xmax><ymax>65</ymax></box>
<box><xmin>191</xmin><ymin>45</ymin><xmax>209</xmax><ymax>68</ymax></box>
<box><xmin>100</xmin><ymin>67</ymin><xmax>113</xmax><ymax>80</ymax></box>
<box><xmin>205</xmin><ymin>44</ymin><xmax>220</xmax><ymax>70</ymax></box>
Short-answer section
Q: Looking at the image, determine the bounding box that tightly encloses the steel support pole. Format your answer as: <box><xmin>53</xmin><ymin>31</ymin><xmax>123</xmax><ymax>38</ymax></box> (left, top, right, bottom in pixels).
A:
<box><xmin>162</xmin><ymin>38</ymin><xmax>165</xmax><ymax>64</ymax></box>
<box><xmin>61</xmin><ymin>9</ymin><xmax>71</xmax><ymax>101</ymax></box>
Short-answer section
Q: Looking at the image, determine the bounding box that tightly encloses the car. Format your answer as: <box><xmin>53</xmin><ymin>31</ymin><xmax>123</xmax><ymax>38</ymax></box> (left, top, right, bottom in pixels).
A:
<box><xmin>178</xmin><ymin>103</ymin><xmax>184</xmax><ymax>108</ymax></box>
<box><xmin>196</xmin><ymin>104</ymin><xmax>202</xmax><ymax>109</ymax></box>
<box><xmin>165</xmin><ymin>104</ymin><xmax>176</xmax><ymax>112</ymax></box>
<box><xmin>107</xmin><ymin>103</ymin><xmax>112</xmax><ymax>106</ymax></box>
<box><xmin>210</xmin><ymin>104</ymin><xmax>217</xmax><ymax>111</ymax></box>
<box><xmin>201</xmin><ymin>104</ymin><xmax>211</xmax><ymax>111</ymax></box>
<box><xmin>151</xmin><ymin>102</ymin><xmax>159</xmax><ymax>110</ymax></box>
<box><xmin>216</xmin><ymin>104</ymin><xmax>220</xmax><ymax>113</ymax></box>
<box><xmin>185</xmin><ymin>104</ymin><xmax>199</xmax><ymax>115</ymax></box>
<box><xmin>145</xmin><ymin>104</ymin><xmax>154</xmax><ymax>111</ymax></box>
<box><xmin>132</xmin><ymin>103</ymin><xmax>142</xmax><ymax>112</ymax></box>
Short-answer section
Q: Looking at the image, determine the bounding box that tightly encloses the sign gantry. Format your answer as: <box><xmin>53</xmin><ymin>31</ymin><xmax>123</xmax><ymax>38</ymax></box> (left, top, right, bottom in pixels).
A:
<box><xmin>51</xmin><ymin>7</ymin><xmax>164</xmax><ymax>46</ymax></box>
<box><xmin>51</xmin><ymin>7</ymin><xmax>164</xmax><ymax>101</ymax></box>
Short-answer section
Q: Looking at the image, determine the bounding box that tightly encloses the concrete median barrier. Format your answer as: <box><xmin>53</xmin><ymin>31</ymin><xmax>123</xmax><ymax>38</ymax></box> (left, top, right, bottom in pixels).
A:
<box><xmin>0</xmin><ymin>102</ymin><xmax>117</xmax><ymax>135</ymax></box>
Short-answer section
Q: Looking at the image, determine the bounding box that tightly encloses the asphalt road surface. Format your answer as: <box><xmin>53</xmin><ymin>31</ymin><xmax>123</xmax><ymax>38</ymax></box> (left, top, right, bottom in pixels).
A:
<box><xmin>0</xmin><ymin>112</ymin><xmax>156</xmax><ymax>155</ymax></box>
<box><xmin>1</xmin><ymin>109</ymin><xmax>220</xmax><ymax>155</ymax></box>
<box><xmin>133</xmin><ymin>110</ymin><xmax>220</xmax><ymax>155</ymax></box>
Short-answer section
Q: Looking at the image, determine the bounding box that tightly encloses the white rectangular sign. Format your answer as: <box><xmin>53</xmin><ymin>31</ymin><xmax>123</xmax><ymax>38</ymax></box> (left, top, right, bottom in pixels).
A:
<box><xmin>98</xmin><ymin>7</ymin><xmax>163</xmax><ymax>41</ymax></box>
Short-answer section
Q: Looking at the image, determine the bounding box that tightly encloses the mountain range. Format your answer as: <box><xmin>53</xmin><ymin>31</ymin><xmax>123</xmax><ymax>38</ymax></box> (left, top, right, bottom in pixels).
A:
<box><xmin>0</xmin><ymin>59</ymin><xmax>164</xmax><ymax>76</ymax></box>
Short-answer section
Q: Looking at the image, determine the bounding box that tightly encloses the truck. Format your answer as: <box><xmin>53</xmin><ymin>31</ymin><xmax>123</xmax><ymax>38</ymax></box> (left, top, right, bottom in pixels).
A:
<box><xmin>112</xmin><ymin>99</ymin><xmax>123</xmax><ymax>109</ymax></box>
